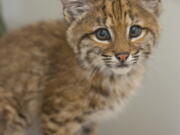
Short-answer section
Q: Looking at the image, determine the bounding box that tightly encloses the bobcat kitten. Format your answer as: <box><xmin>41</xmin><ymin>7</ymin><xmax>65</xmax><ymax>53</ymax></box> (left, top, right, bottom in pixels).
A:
<box><xmin>0</xmin><ymin>0</ymin><xmax>161</xmax><ymax>135</ymax></box>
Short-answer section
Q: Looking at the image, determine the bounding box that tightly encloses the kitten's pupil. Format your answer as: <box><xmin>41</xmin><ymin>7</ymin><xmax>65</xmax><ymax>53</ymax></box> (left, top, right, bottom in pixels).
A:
<box><xmin>95</xmin><ymin>28</ymin><xmax>111</xmax><ymax>41</ymax></box>
<box><xmin>129</xmin><ymin>25</ymin><xmax>143</xmax><ymax>39</ymax></box>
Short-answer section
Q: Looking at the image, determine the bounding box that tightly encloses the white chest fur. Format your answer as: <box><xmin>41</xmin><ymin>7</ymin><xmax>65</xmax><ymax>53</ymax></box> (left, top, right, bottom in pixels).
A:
<box><xmin>90</xmin><ymin>66</ymin><xmax>144</xmax><ymax>121</ymax></box>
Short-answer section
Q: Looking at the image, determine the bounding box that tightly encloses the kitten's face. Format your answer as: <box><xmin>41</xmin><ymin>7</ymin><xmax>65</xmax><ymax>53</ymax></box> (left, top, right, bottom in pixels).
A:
<box><xmin>62</xmin><ymin>0</ymin><xmax>161</xmax><ymax>76</ymax></box>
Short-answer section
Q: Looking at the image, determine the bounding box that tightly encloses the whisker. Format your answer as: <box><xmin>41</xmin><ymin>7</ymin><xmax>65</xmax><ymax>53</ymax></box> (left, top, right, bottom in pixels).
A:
<box><xmin>105</xmin><ymin>61</ymin><xmax>116</xmax><ymax>64</ymax></box>
<box><xmin>134</xmin><ymin>50</ymin><xmax>140</xmax><ymax>55</ymax></box>
<box><xmin>104</xmin><ymin>59</ymin><xmax>114</xmax><ymax>62</ymax></box>
<box><xmin>133</xmin><ymin>56</ymin><xmax>139</xmax><ymax>59</ymax></box>
<box><xmin>105</xmin><ymin>64</ymin><xmax>112</xmax><ymax>68</ymax></box>
<box><xmin>105</xmin><ymin>63</ymin><xmax>113</xmax><ymax>66</ymax></box>
<box><xmin>132</xmin><ymin>58</ymin><xmax>138</xmax><ymax>61</ymax></box>
<box><xmin>102</xmin><ymin>54</ymin><xmax>111</xmax><ymax>58</ymax></box>
<box><xmin>143</xmin><ymin>52</ymin><xmax>151</xmax><ymax>55</ymax></box>
<box><xmin>103</xmin><ymin>58</ymin><xmax>112</xmax><ymax>61</ymax></box>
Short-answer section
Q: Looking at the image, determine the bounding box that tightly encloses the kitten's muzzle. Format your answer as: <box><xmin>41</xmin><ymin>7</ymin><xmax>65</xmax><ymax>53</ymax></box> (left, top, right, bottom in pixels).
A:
<box><xmin>115</xmin><ymin>52</ymin><xmax>129</xmax><ymax>63</ymax></box>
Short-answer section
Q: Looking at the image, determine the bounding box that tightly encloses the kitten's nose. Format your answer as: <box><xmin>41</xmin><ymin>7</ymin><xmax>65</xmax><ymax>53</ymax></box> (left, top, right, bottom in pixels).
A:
<box><xmin>115</xmin><ymin>52</ymin><xmax>129</xmax><ymax>62</ymax></box>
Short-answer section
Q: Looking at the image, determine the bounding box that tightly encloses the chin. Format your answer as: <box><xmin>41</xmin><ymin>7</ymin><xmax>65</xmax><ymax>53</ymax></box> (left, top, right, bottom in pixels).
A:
<box><xmin>110</xmin><ymin>66</ymin><xmax>132</xmax><ymax>75</ymax></box>
<box><xmin>100</xmin><ymin>65</ymin><xmax>133</xmax><ymax>76</ymax></box>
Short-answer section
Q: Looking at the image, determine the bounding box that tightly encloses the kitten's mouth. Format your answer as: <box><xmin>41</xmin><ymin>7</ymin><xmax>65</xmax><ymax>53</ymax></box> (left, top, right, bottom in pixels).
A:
<box><xmin>105</xmin><ymin>62</ymin><xmax>130</xmax><ymax>69</ymax></box>
<box><xmin>115</xmin><ymin>63</ymin><xmax>129</xmax><ymax>68</ymax></box>
<box><xmin>109</xmin><ymin>63</ymin><xmax>132</xmax><ymax>75</ymax></box>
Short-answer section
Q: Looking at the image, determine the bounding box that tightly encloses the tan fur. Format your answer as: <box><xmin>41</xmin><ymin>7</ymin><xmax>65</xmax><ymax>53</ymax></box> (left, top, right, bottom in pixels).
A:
<box><xmin>0</xmin><ymin>0</ymin><xmax>161</xmax><ymax>135</ymax></box>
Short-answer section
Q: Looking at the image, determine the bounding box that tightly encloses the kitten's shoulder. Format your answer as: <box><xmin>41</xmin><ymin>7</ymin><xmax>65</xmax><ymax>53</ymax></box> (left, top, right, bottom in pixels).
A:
<box><xmin>0</xmin><ymin>20</ymin><xmax>69</xmax><ymax>65</ymax></box>
<box><xmin>0</xmin><ymin>20</ymin><xmax>70</xmax><ymax>83</ymax></box>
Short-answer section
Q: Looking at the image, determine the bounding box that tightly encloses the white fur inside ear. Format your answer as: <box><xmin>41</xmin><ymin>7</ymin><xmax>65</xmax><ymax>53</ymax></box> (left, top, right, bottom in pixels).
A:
<box><xmin>141</xmin><ymin>0</ymin><xmax>161</xmax><ymax>15</ymax></box>
<box><xmin>61</xmin><ymin>0</ymin><xmax>90</xmax><ymax>19</ymax></box>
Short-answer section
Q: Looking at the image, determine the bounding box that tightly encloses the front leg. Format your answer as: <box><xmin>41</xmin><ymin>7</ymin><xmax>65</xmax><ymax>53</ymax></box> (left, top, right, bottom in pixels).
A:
<box><xmin>41</xmin><ymin>94</ymin><xmax>88</xmax><ymax>135</ymax></box>
<box><xmin>41</xmin><ymin>113</ymin><xmax>83</xmax><ymax>135</ymax></box>
<box><xmin>41</xmin><ymin>86</ymin><xmax>98</xmax><ymax>135</ymax></box>
<box><xmin>0</xmin><ymin>96</ymin><xmax>27</xmax><ymax>135</ymax></box>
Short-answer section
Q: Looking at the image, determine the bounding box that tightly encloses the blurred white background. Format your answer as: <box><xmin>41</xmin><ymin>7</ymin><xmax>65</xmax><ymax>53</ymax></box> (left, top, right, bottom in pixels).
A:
<box><xmin>1</xmin><ymin>0</ymin><xmax>180</xmax><ymax>135</ymax></box>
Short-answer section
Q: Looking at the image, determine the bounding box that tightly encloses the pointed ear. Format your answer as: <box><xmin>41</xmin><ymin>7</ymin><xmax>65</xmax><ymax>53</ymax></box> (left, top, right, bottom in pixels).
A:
<box><xmin>141</xmin><ymin>0</ymin><xmax>162</xmax><ymax>16</ymax></box>
<box><xmin>61</xmin><ymin>0</ymin><xmax>91</xmax><ymax>23</ymax></box>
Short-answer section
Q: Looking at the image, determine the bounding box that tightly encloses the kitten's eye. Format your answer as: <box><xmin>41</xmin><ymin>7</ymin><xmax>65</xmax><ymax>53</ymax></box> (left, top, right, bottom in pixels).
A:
<box><xmin>129</xmin><ymin>25</ymin><xmax>143</xmax><ymax>39</ymax></box>
<box><xmin>95</xmin><ymin>28</ymin><xmax>111</xmax><ymax>41</ymax></box>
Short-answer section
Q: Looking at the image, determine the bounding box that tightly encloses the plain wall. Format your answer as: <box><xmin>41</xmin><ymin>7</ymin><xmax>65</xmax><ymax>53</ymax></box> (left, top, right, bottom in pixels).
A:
<box><xmin>2</xmin><ymin>0</ymin><xmax>62</xmax><ymax>30</ymax></box>
<box><xmin>1</xmin><ymin>0</ymin><xmax>180</xmax><ymax>135</ymax></box>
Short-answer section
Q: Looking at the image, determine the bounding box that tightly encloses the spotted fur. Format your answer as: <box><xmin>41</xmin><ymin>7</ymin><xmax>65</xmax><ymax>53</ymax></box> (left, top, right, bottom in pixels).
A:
<box><xmin>0</xmin><ymin>0</ymin><xmax>161</xmax><ymax>135</ymax></box>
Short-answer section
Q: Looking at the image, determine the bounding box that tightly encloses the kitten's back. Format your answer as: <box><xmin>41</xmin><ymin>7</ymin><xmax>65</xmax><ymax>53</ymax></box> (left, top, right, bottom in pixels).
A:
<box><xmin>0</xmin><ymin>20</ymin><xmax>70</xmax><ymax>115</ymax></box>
